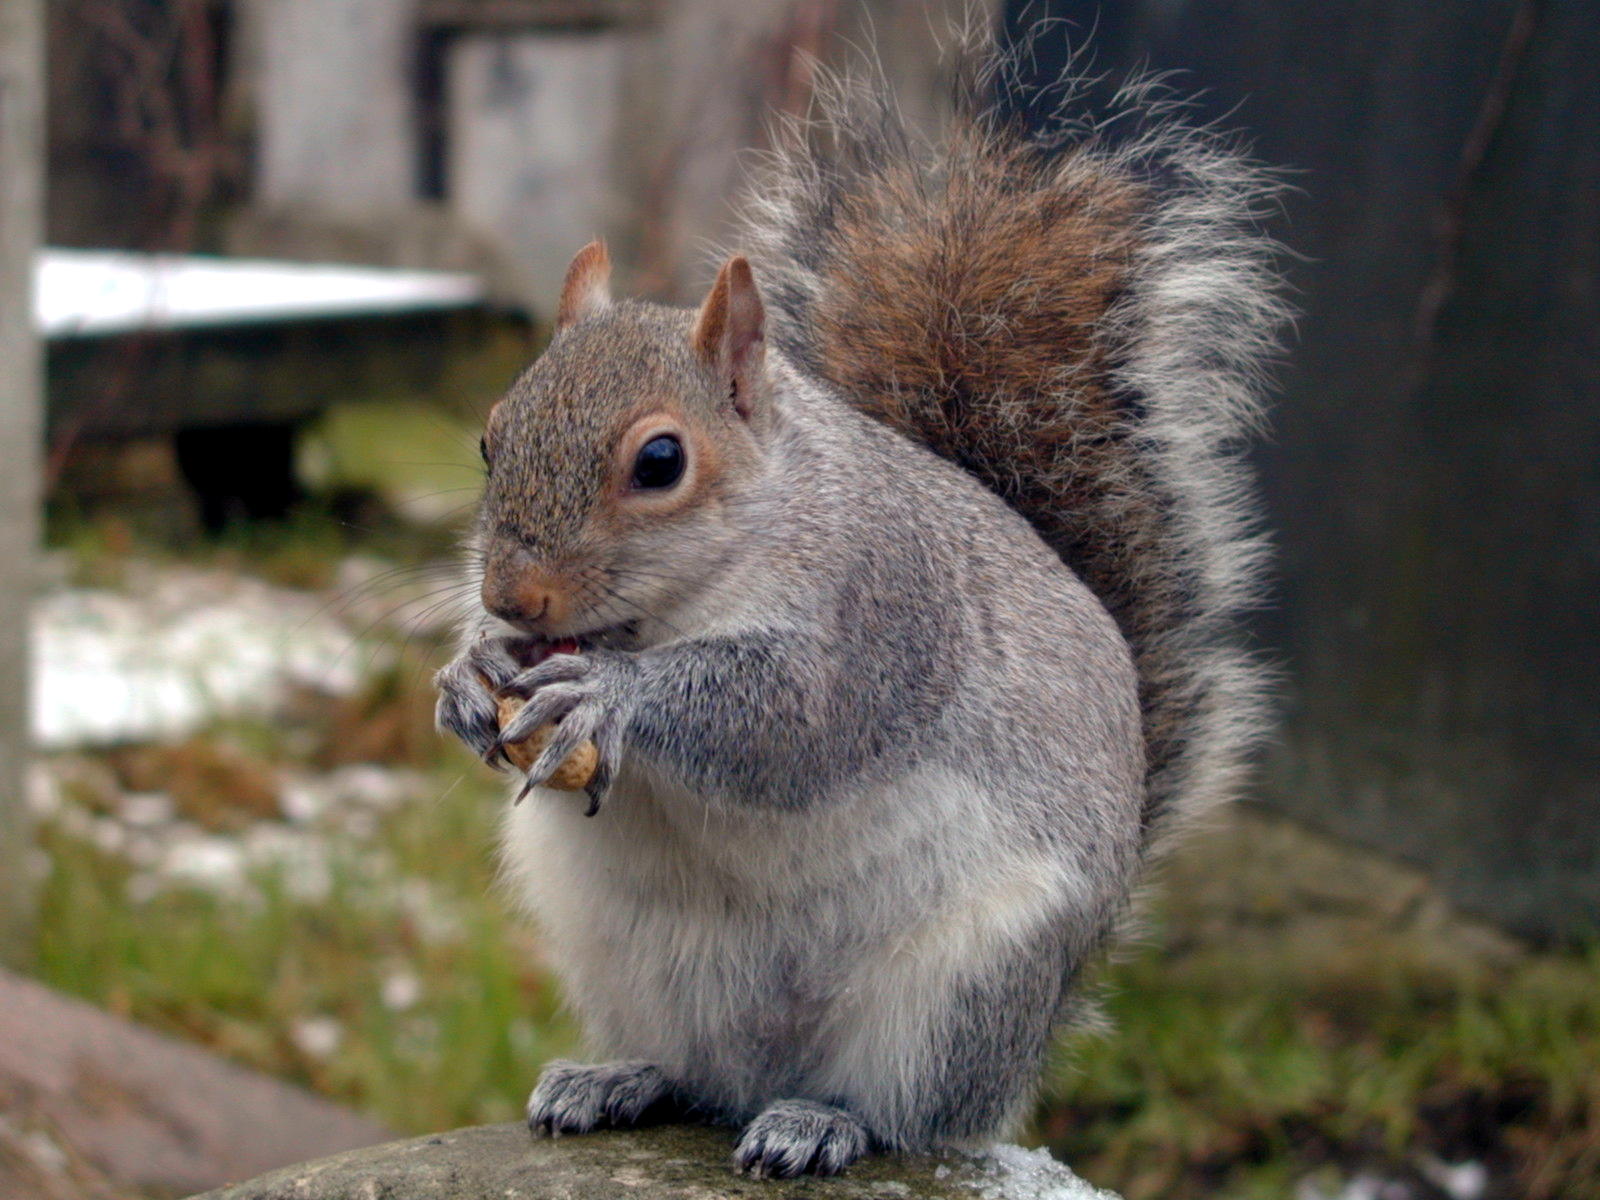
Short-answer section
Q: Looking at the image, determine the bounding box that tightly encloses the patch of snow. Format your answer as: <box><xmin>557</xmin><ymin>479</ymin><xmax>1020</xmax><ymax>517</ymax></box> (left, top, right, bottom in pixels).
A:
<box><xmin>88</xmin><ymin>816</ymin><xmax>126</xmax><ymax>856</ymax></box>
<box><xmin>120</xmin><ymin>832</ymin><xmax>166</xmax><ymax>870</ymax></box>
<box><xmin>280</xmin><ymin>764</ymin><xmax>429</xmax><ymax>828</ymax></box>
<box><xmin>967</xmin><ymin>1144</ymin><xmax>1122</xmax><ymax>1200</ymax></box>
<box><xmin>26</xmin><ymin>763</ymin><xmax>60</xmax><ymax>816</ymax></box>
<box><xmin>241</xmin><ymin>824</ymin><xmax>335</xmax><ymax>902</ymax></box>
<box><xmin>290</xmin><ymin>1016</ymin><xmax>344</xmax><ymax>1061</ymax></box>
<box><xmin>279</xmin><ymin>780</ymin><xmax>327</xmax><ymax>825</ymax></box>
<box><xmin>333</xmin><ymin>764</ymin><xmax>428</xmax><ymax>812</ymax></box>
<box><xmin>159</xmin><ymin>833</ymin><xmax>247</xmax><ymax>892</ymax></box>
<box><xmin>36</xmin><ymin>754</ymin><xmax>432</xmax><ymax>913</ymax></box>
<box><xmin>1418</xmin><ymin>1158</ymin><xmax>1486</xmax><ymax>1200</ymax></box>
<box><xmin>120</xmin><ymin>792</ymin><xmax>175</xmax><ymax>827</ymax></box>
<box><xmin>32</xmin><ymin>568</ymin><xmax>388</xmax><ymax>749</ymax></box>
<box><xmin>381</xmin><ymin>969</ymin><xmax>423</xmax><ymax>1012</ymax></box>
<box><xmin>1297</xmin><ymin>1176</ymin><xmax>1416</xmax><ymax>1200</ymax></box>
<box><xmin>396</xmin><ymin>878</ymin><xmax>467</xmax><ymax>945</ymax></box>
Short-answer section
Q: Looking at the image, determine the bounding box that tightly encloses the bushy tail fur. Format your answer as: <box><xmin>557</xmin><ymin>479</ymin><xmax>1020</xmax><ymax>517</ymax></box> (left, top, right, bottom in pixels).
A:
<box><xmin>736</xmin><ymin>38</ymin><xmax>1288</xmax><ymax>847</ymax></box>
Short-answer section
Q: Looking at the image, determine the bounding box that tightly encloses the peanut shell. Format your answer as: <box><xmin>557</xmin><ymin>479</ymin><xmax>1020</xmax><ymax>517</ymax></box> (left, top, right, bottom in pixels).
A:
<box><xmin>494</xmin><ymin>694</ymin><xmax>599</xmax><ymax>791</ymax></box>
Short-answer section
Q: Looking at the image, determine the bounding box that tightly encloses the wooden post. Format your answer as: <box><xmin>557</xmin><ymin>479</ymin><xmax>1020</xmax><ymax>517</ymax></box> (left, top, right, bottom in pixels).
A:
<box><xmin>0</xmin><ymin>0</ymin><xmax>43</xmax><ymax>966</ymax></box>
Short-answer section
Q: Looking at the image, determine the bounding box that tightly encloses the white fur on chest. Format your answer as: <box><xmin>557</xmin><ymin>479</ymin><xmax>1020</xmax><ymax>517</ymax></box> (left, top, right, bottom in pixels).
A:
<box><xmin>498</xmin><ymin>762</ymin><xmax>1092</xmax><ymax>1122</ymax></box>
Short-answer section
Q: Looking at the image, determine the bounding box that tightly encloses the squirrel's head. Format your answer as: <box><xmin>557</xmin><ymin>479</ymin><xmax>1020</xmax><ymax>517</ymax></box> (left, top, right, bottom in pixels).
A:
<box><xmin>476</xmin><ymin>241</ymin><xmax>772</xmax><ymax>644</ymax></box>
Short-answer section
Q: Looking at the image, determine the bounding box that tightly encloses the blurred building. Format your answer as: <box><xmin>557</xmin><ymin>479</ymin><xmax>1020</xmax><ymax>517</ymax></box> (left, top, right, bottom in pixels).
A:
<box><xmin>50</xmin><ymin>0</ymin><xmax>652</xmax><ymax>305</ymax></box>
<box><xmin>48</xmin><ymin>0</ymin><xmax>973</xmax><ymax>309</ymax></box>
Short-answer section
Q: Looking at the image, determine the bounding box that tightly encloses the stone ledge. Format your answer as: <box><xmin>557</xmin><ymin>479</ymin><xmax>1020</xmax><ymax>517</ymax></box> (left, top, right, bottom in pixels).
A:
<box><xmin>0</xmin><ymin>970</ymin><xmax>393</xmax><ymax>1197</ymax></box>
<box><xmin>187</xmin><ymin>1122</ymin><xmax>1122</xmax><ymax>1200</ymax></box>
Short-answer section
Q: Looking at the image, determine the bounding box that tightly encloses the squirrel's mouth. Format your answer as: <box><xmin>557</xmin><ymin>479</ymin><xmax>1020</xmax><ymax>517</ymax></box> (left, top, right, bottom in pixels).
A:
<box><xmin>514</xmin><ymin>621</ymin><xmax>640</xmax><ymax>666</ymax></box>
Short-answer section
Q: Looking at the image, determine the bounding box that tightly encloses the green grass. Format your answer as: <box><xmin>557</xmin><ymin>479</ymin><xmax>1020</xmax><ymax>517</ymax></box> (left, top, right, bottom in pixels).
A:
<box><xmin>1035</xmin><ymin>910</ymin><xmax>1600</xmax><ymax>1199</ymax></box>
<box><xmin>34</xmin><ymin>749</ymin><xmax>580</xmax><ymax>1134</ymax></box>
<box><xmin>299</xmin><ymin>400</ymin><xmax>486</xmax><ymax>528</ymax></box>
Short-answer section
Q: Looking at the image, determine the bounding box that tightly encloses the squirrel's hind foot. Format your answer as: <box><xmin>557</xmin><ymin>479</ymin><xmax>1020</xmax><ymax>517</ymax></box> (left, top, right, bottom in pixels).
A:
<box><xmin>732</xmin><ymin>1100</ymin><xmax>870</xmax><ymax>1178</ymax></box>
<box><xmin>526</xmin><ymin>1060</ymin><xmax>674</xmax><ymax>1136</ymax></box>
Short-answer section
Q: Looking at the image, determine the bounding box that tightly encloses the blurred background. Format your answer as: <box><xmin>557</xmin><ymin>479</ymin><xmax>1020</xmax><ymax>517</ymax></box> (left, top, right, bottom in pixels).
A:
<box><xmin>0</xmin><ymin>2</ymin><xmax>1595</xmax><ymax>1199</ymax></box>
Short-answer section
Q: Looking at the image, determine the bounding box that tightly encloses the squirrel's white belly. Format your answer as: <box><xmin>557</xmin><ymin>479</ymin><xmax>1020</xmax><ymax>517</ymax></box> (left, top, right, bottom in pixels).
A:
<box><xmin>499</xmin><ymin>762</ymin><xmax>1093</xmax><ymax>1121</ymax></box>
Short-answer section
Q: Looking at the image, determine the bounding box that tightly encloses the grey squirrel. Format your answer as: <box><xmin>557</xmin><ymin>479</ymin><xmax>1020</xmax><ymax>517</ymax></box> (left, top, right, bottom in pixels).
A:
<box><xmin>434</xmin><ymin>38</ymin><xmax>1285</xmax><ymax>1179</ymax></box>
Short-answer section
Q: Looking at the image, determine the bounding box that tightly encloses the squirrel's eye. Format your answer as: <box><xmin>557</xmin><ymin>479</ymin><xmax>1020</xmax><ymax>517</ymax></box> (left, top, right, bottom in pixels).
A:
<box><xmin>631</xmin><ymin>434</ymin><xmax>686</xmax><ymax>490</ymax></box>
<box><xmin>479</xmin><ymin>435</ymin><xmax>490</xmax><ymax>468</ymax></box>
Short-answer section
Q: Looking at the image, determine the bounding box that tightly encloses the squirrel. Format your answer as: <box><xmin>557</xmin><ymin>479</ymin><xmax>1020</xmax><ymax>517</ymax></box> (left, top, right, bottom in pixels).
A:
<box><xmin>434</xmin><ymin>35</ymin><xmax>1285</xmax><ymax>1180</ymax></box>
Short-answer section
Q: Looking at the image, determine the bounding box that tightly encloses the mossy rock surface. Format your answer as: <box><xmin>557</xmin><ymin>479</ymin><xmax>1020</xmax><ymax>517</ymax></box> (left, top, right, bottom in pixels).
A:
<box><xmin>188</xmin><ymin>1122</ymin><xmax>1120</xmax><ymax>1200</ymax></box>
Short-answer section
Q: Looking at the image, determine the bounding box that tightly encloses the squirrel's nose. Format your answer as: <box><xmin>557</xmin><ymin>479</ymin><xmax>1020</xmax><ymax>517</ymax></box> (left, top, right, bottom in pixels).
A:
<box><xmin>482</xmin><ymin>554</ymin><xmax>572</xmax><ymax>632</ymax></box>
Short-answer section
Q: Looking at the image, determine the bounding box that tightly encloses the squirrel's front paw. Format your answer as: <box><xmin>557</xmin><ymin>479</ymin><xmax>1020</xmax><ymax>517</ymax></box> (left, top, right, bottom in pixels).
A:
<box><xmin>433</xmin><ymin>635</ymin><xmax>527</xmax><ymax>761</ymax></box>
<box><xmin>527</xmin><ymin>1060</ymin><xmax>673</xmax><ymax>1136</ymax></box>
<box><xmin>496</xmin><ymin>650</ymin><xmax>639</xmax><ymax>813</ymax></box>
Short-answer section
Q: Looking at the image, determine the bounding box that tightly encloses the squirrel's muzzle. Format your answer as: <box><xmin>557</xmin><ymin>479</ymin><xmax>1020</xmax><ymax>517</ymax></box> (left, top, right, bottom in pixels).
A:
<box><xmin>481</xmin><ymin>548</ymin><xmax>576</xmax><ymax>634</ymax></box>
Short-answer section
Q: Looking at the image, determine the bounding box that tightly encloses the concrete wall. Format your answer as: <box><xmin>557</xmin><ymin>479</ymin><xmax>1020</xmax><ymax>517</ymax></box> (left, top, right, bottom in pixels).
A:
<box><xmin>250</xmin><ymin>0</ymin><xmax>420</xmax><ymax>221</ymax></box>
<box><xmin>1003</xmin><ymin>0</ymin><xmax>1600</xmax><ymax>941</ymax></box>
<box><xmin>446</xmin><ymin>30</ymin><xmax>632</xmax><ymax>304</ymax></box>
<box><xmin>0</xmin><ymin>0</ymin><xmax>43</xmax><ymax>965</ymax></box>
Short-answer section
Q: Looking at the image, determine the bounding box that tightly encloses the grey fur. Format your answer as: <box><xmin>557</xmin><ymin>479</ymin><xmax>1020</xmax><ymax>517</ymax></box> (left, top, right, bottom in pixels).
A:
<box><xmin>732</xmin><ymin>1100</ymin><xmax>871</xmax><ymax>1178</ymax></box>
<box><xmin>433</xmin><ymin>33</ymin><xmax>1282</xmax><ymax>1180</ymax></box>
<box><xmin>527</xmin><ymin>1060</ymin><xmax>676</xmax><ymax>1135</ymax></box>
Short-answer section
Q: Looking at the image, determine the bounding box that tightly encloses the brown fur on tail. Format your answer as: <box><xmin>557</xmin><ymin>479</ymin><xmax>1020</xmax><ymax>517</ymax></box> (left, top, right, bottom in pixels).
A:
<box><xmin>739</xmin><ymin>57</ymin><xmax>1286</xmax><ymax>844</ymax></box>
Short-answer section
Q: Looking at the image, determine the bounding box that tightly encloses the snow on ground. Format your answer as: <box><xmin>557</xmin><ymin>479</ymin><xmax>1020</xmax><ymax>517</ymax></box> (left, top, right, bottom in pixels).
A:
<box><xmin>29</xmin><ymin>757</ymin><xmax>448</xmax><ymax>908</ymax></box>
<box><xmin>31</xmin><ymin>564</ymin><xmax>388</xmax><ymax>749</ymax></box>
<box><xmin>26</xmin><ymin>558</ymin><xmax>478</xmax><ymax>921</ymax></box>
<box><xmin>967</xmin><ymin>1144</ymin><xmax>1123</xmax><ymax>1200</ymax></box>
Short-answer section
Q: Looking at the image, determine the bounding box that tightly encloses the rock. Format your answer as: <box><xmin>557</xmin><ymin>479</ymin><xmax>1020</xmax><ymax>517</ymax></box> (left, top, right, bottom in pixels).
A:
<box><xmin>0</xmin><ymin>970</ymin><xmax>393</xmax><ymax>1198</ymax></box>
<box><xmin>187</xmin><ymin>1123</ymin><xmax>1123</xmax><ymax>1200</ymax></box>
<box><xmin>1156</xmin><ymin>805</ymin><xmax>1526</xmax><ymax>975</ymax></box>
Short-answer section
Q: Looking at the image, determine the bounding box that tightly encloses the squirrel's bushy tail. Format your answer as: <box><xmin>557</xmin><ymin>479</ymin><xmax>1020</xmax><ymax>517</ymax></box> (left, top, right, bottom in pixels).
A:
<box><xmin>737</xmin><ymin>37</ymin><xmax>1288</xmax><ymax>846</ymax></box>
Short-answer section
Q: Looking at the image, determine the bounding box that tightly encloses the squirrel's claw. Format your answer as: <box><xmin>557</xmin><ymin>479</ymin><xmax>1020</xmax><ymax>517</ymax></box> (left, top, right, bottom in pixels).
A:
<box><xmin>581</xmin><ymin>761</ymin><xmax>610</xmax><ymax>817</ymax></box>
<box><xmin>502</xmin><ymin>652</ymin><xmax>590</xmax><ymax>698</ymax></box>
<box><xmin>495</xmin><ymin>649</ymin><xmax>638</xmax><ymax>817</ymax></box>
<box><xmin>497</xmin><ymin>681</ymin><xmax>585</xmax><ymax>747</ymax></box>
<box><xmin>521</xmin><ymin>700</ymin><xmax>602</xmax><ymax>790</ymax></box>
<box><xmin>581</xmin><ymin>706</ymin><xmax>628</xmax><ymax>816</ymax></box>
<box><xmin>435</xmin><ymin>634</ymin><xmax>530</xmax><ymax>761</ymax></box>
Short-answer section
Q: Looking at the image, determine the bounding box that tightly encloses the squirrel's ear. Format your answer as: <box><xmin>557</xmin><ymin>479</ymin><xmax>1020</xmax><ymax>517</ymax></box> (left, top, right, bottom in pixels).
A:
<box><xmin>692</xmin><ymin>255</ymin><xmax>766</xmax><ymax>420</ymax></box>
<box><xmin>556</xmin><ymin>240</ymin><xmax>611</xmax><ymax>329</ymax></box>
